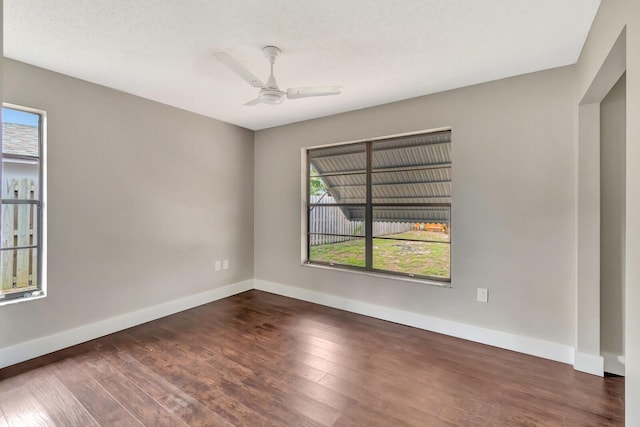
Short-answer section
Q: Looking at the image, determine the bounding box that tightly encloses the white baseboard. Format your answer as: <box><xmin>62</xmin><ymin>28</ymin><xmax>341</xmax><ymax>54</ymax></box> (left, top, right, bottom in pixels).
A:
<box><xmin>0</xmin><ymin>280</ymin><xmax>253</xmax><ymax>369</ymax></box>
<box><xmin>2</xmin><ymin>278</ymin><xmax>594</xmax><ymax>375</ymax></box>
<box><xmin>573</xmin><ymin>351</ymin><xmax>604</xmax><ymax>376</ymax></box>
<box><xmin>602</xmin><ymin>351</ymin><xmax>625</xmax><ymax>376</ymax></box>
<box><xmin>253</xmin><ymin>279</ymin><xmax>575</xmax><ymax>365</ymax></box>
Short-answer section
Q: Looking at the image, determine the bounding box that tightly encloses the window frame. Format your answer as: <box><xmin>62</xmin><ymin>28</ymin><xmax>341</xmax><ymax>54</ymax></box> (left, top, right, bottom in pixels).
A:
<box><xmin>0</xmin><ymin>103</ymin><xmax>47</xmax><ymax>305</ymax></box>
<box><xmin>303</xmin><ymin>129</ymin><xmax>452</xmax><ymax>285</ymax></box>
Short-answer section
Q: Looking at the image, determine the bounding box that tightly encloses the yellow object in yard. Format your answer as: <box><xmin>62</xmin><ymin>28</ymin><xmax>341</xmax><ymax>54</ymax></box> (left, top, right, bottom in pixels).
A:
<box><xmin>424</xmin><ymin>223</ymin><xmax>445</xmax><ymax>233</ymax></box>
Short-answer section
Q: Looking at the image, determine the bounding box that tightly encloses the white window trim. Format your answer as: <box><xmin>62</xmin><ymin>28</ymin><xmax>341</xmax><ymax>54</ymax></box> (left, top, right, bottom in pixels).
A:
<box><xmin>0</xmin><ymin>103</ymin><xmax>47</xmax><ymax>306</ymax></box>
<box><xmin>302</xmin><ymin>128</ymin><xmax>452</xmax><ymax>285</ymax></box>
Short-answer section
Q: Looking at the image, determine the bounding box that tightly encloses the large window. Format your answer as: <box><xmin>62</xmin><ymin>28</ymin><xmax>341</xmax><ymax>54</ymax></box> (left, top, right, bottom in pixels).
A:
<box><xmin>305</xmin><ymin>130</ymin><xmax>451</xmax><ymax>283</ymax></box>
<box><xmin>0</xmin><ymin>105</ymin><xmax>46</xmax><ymax>304</ymax></box>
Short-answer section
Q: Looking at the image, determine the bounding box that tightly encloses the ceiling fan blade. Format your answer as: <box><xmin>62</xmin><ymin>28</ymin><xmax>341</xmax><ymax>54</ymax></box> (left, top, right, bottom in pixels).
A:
<box><xmin>243</xmin><ymin>98</ymin><xmax>262</xmax><ymax>106</ymax></box>
<box><xmin>286</xmin><ymin>86</ymin><xmax>342</xmax><ymax>99</ymax></box>
<box><xmin>214</xmin><ymin>52</ymin><xmax>264</xmax><ymax>88</ymax></box>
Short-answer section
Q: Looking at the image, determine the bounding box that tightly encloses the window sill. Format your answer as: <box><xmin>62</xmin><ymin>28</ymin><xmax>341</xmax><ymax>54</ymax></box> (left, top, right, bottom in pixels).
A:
<box><xmin>302</xmin><ymin>262</ymin><xmax>452</xmax><ymax>288</ymax></box>
<box><xmin>0</xmin><ymin>292</ymin><xmax>46</xmax><ymax>307</ymax></box>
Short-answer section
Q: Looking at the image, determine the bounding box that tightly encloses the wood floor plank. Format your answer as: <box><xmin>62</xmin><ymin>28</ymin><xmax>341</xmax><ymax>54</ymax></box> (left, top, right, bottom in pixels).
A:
<box><xmin>74</xmin><ymin>353</ymin><xmax>189</xmax><ymax>427</ymax></box>
<box><xmin>50</xmin><ymin>358</ymin><xmax>144</xmax><ymax>426</ymax></box>
<box><xmin>148</xmin><ymin>307</ymin><xmax>342</xmax><ymax>426</ymax></box>
<box><xmin>95</xmin><ymin>345</ymin><xmax>233</xmax><ymax>427</ymax></box>
<box><xmin>204</xmin><ymin>346</ymin><xmax>342</xmax><ymax>426</ymax></box>
<box><xmin>334</xmin><ymin>399</ymin><xmax>442</xmax><ymax>427</ymax></box>
<box><xmin>178</xmin><ymin>325</ymin><xmax>328</xmax><ymax>385</ymax></box>
<box><xmin>0</xmin><ymin>374</ymin><xmax>26</xmax><ymax>395</ymax></box>
<box><xmin>318</xmin><ymin>373</ymin><xmax>445</xmax><ymax>425</ymax></box>
<box><xmin>286</xmin><ymin>348</ymin><xmax>365</xmax><ymax>385</ymax></box>
<box><xmin>27</xmin><ymin>366</ymin><xmax>100</xmax><ymax>427</ymax></box>
<box><xmin>191</xmin><ymin>332</ymin><xmax>354</xmax><ymax>416</ymax></box>
<box><xmin>179</xmin><ymin>352</ymin><xmax>325</xmax><ymax>426</ymax></box>
<box><xmin>114</xmin><ymin>335</ymin><xmax>283</xmax><ymax>426</ymax></box>
<box><xmin>115</xmin><ymin>334</ymin><xmax>282</xmax><ymax>426</ymax></box>
<box><xmin>294</xmin><ymin>340</ymin><xmax>371</xmax><ymax>371</ymax></box>
<box><xmin>0</xmin><ymin>384</ymin><xmax>57</xmax><ymax>427</ymax></box>
<box><xmin>0</xmin><ymin>290</ymin><xmax>625</xmax><ymax>426</ymax></box>
<box><xmin>133</xmin><ymin>322</ymin><xmax>330</xmax><ymax>426</ymax></box>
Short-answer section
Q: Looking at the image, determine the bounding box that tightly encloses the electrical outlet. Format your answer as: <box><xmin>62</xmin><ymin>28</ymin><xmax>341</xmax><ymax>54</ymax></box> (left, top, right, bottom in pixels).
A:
<box><xmin>477</xmin><ymin>288</ymin><xmax>488</xmax><ymax>303</ymax></box>
<box><xmin>223</xmin><ymin>259</ymin><xmax>229</xmax><ymax>270</ymax></box>
<box><xmin>215</xmin><ymin>260</ymin><xmax>221</xmax><ymax>272</ymax></box>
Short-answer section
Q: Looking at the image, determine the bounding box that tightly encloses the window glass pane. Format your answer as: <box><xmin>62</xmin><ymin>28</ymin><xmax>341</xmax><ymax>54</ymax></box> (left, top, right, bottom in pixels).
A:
<box><xmin>1</xmin><ymin>159</ymin><xmax>40</xmax><ymax>199</ymax></box>
<box><xmin>306</xmin><ymin>130</ymin><xmax>452</xmax><ymax>283</ymax></box>
<box><xmin>372</xmin><ymin>168</ymin><xmax>451</xmax><ymax>204</ymax></box>
<box><xmin>372</xmin><ymin>206</ymin><xmax>450</xmax><ymax>278</ymax></box>
<box><xmin>309</xmin><ymin>166</ymin><xmax>329</xmax><ymax>198</ymax></box>
<box><xmin>372</xmin><ymin>182</ymin><xmax>450</xmax><ymax>204</ymax></box>
<box><xmin>309</xmin><ymin>237</ymin><xmax>365</xmax><ymax>268</ymax></box>
<box><xmin>1</xmin><ymin>248</ymin><xmax>39</xmax><ymax>294</ymax></box>
<box><xmin>310</xmin><ymin>172</ymin><xmax>366</xmax><ymax>204</ymax></box>
<box><xmin>0</xmin><ymin>105</ymin><xmax>44</xmax><ymax>303</ymax></box>
<box><xmin>1</xmin><ymin>203</ymin><xmax>39</xmax><ymax>248</ymax></box>
<box><xmin>309</xmin><ymin>205</ymin><xmax>365</xmax><ymax>237</ymax></box>
<box><xmin>2</xmin><ymin>107</ymin><xmax>40</xmax><ymax>157</ymax></box>
<box><xmin>372</xmin><ymin>133</ymin><xmax>450</xmax><ymax>171</ymax></box>
<box><xmin>372</xmin><ymin>206</ymin><xmax>450</xmax><ymax>229</ymax></box>
<box><xmin>309</xmin><ymin>142</ymin><xmax>366</xmax><ymax>172</ymax></box>
<box><xmin>372</xmin><ymin>239</ymin><xmax>449</xmax><ymax>279</ymax></box>
<box><xmin>372</xmin><ymin>168</ymin><xmax>450</xmax><ymax>185</ymax></box>
<box><xmin>373</xmin><ymin>222</ymin><xmax>450</xmax><ymax>242</ymax></box>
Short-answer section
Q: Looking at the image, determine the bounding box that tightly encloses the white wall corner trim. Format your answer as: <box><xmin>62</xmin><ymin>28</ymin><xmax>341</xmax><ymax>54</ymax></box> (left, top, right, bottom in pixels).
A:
<box><xmin>602</xmin><ymin>352</ymin><xmax>625</xmax><ymax>376</ymax></box>
<box><xmin>574</xmin><ymin>350</ymin><xmax>605</xmax><ymax>376</ymax></box>
<box><xmin>0</xmin><ymin>280</ymin><xmax>253</xmax><ymax>369</ymax></box>
<box><xmin>253</xmin><ymin>279</ymin><xmax>575</xmax><ymax>365</ymax></box>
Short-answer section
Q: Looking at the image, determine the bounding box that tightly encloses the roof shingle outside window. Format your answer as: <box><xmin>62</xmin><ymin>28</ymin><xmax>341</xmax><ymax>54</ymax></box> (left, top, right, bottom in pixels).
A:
<box><xmin>2</xmin><ymin>122</ymin><xmax>39</xmax><ymax>157</ymax></box>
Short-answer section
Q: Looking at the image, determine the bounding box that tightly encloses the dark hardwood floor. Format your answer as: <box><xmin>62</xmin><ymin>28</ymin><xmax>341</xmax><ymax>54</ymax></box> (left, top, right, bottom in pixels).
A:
<box><xmin>0</xmin><ymin>290</ymin><xmax>624</xmax><ymax>426</ymax></box>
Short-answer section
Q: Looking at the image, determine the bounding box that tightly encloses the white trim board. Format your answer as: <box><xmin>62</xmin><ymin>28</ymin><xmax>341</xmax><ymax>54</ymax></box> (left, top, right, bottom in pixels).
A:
<box><xmin>573</xmin><ymin>350</ymin><xmax>604</xmax><ymax>377</ymax></box>
<box><xmin>602</xmin><ymin>352</ymin><xmax>625</xmax><ymax>376</ymax></box>
<box><xmin>3</xmin><ymin>278</ymin><xmax>591</xmax><ymax>373</ymax></box>
<box><xmin>574</xmin><ymin>351</ymin><xmax>604</xmax><ymax>376</ymax></box>
<box><xmin>254</xmin><ymin>279</ymin><xmax>576</xmax><ymax>366</ymax></box>
<box><xmin>0</xmin><ymin>280</ymin><xmax>253</xmax><ymax>369</ymax></box>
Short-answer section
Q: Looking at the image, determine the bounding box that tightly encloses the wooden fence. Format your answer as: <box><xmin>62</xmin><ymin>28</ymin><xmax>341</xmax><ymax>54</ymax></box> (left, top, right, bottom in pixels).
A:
<box><xmin>1</xmin><ymin>177</ymin><xmax>38</xmax><ymax>292</ymax></box>
<box><xmin>309</xmin><ymin>195</ymin><xmax>413</xmax><ymax>245</ymax></box>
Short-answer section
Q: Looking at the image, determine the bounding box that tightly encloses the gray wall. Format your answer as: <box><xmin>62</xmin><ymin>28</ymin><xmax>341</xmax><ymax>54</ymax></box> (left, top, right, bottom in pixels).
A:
<box><xmin>600</xmin><ymin>73</ymin><xmax>625</xmax><ymax>362</ymax></box>
<box><xmin>254</xmin><ymin>65</ymin><xmax>577</xmax><ymax>346</ymax></box>
<box><xmin>0</xmin><ymin>59</ymin><xmax>254</xmax><ymax>349</ymax></box>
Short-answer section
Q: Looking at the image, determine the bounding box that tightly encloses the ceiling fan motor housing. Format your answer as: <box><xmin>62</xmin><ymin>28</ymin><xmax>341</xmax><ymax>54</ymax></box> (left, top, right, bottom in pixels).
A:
<box><xmin>262</xmin><ymin>46</ymin><xmax>281</xmax><ymax>61</ymax></box>
<box><xmin>259</xmin><ymin>88</ymin><xmax>284</xmax><ymax>105</ymax></box>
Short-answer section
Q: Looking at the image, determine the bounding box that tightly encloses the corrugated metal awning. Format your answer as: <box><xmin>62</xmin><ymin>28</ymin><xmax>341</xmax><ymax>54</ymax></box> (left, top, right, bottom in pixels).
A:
<box><xmin>309</xmin><ymin>130</ymin><xmax>451</xmax><ymax>223</ymax></box>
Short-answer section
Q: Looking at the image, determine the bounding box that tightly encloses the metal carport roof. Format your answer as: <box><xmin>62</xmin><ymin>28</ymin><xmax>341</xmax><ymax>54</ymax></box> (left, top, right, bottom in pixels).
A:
<box><xmin>309</xmin><ymin>130</ymin><xmax>451</xmax><ymax>223</ymax></box>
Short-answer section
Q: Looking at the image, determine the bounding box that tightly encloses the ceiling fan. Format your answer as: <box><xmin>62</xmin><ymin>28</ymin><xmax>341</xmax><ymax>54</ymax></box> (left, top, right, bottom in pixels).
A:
<box><xmin>214</xmin><ymin>46</ymin><xmax>342</xmax><ymax>106</ymax></box>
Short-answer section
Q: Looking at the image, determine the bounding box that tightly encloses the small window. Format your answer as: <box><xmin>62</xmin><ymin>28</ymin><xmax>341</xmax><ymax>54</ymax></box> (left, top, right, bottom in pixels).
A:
<box><xmin>305</xmin><ymin>130</ymin><xmax>451</xmax><ymax>283</ymax></box>
<box><xmin>1</xmin><ymin>105</ymin><xmax>46</xmax><ymax>304</ymax></box>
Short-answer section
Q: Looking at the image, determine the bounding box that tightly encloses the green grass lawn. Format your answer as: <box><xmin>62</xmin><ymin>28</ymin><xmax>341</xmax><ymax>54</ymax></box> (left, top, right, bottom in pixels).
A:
<box><xmin>309</xmin><ymin>230</ymin><xmax>450</xmax><ymax>278</ymax></box>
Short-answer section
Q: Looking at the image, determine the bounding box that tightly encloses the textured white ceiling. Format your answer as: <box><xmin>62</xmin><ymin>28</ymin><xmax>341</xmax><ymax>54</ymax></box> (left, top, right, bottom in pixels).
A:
<box><xmin>4</xmin><ymin>0</ymin><xmax>600</xmax><ymax>130</ymax></box>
